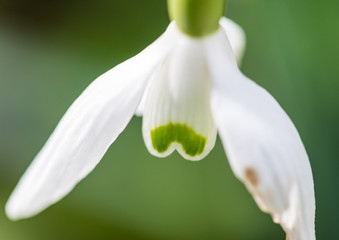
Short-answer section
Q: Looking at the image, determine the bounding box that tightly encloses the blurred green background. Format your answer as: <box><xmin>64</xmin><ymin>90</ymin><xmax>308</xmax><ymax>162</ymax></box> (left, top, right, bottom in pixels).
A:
<box><xmin>0</xmin><ymin>0</ymin><xmax>338</xmax><ymax>239</ymax></box>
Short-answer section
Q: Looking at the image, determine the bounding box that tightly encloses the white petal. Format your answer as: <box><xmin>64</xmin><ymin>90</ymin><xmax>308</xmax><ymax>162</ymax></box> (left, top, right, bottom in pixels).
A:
<box><xmin>205</xmin><ymin>29</ymin><xmax>315</xmax><ymax>239</ymax></box>
<box><xmin>142</xmin><ymin>28</ymin><xmax>217</xmax><ymax>161</ymax></box>
<box><xmin>135</xmin><ymin>18</ymin><xmax>245</xmax><ymax>117</ymax></box>
<box><xmin>134</xmin><ymin>78</ymin><xmax>150</xmax><ymax>116</ymax></box>
<box><xmin>219</xmin><ymin>17</ymin><xmax>246</xmax><ymax>65</ymax></box>
<box><xmin>6</xmin><ymin>23</ymin><xmax>176</xmax><ymax>220</ymax></box>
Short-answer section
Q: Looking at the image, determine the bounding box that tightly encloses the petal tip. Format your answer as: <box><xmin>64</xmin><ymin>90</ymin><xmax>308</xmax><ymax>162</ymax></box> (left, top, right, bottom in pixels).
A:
<box><xmin>5</xmin><ymin>198</ymin><xmax>27</xmax><ymax>221</ymax></box>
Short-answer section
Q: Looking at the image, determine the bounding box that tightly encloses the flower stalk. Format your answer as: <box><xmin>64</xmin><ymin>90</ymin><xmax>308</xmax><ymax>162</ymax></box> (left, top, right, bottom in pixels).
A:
<box><xmin>167</xmin><ymin>0</ymin><xmax>226</xmax><ymax>37</ymax></box>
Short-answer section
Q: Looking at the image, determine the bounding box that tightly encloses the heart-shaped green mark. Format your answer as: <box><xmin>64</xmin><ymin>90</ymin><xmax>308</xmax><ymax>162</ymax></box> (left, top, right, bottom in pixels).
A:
<box><xmin>151</xmin><ymin>122</ymin><xmax>207</xmax><ymax>157</ymax></box>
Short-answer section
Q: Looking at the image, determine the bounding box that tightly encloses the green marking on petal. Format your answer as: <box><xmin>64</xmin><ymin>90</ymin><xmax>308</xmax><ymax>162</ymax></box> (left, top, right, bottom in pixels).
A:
<box><xmin>151</xmin><ymin>122</ymin><xmax>207</xmax><ymax>157</ymax></box>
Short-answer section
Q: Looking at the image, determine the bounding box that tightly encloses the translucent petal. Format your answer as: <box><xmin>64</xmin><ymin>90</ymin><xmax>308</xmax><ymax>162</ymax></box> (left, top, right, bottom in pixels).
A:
<box><xmin>205</xmin><ymin>29</ymin><xmax>315</xmax><ymax>240</ymax></box>
<box><xmin>6</xmin><ymin>23</ymin><xmax>176</xmax><ymax>220</ymax></box>
<box><xmin>219</xmin><ymin>17</ymin><xmax>246</xmax><ymax>64</ymax></box>
<box><xmin>142</xmin><ymin>29</ymin><xmax>217</xmax><ymax>160</ymax></box>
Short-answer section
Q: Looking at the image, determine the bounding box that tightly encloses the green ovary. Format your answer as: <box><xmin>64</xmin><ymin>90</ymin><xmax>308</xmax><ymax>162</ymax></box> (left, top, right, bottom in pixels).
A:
<box><xmin>167</xmin><ymin>0</ymin><xmax>226</xmax><ymax>37</ymax></box>
<box><xmin>151</xmin><ymin>122</ymin><xmax>207</xmax><ymax>157</ymax></box>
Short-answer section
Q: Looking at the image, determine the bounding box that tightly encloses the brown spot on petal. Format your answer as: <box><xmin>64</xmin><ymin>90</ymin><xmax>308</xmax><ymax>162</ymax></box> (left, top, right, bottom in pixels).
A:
<box><xmin>282</xmin><ymin>226</ymin><xmax>290</xmax><ymax>240</ymax></box>
<box><xmin>286</xmin><ymin>233</ymin><xmax>290</xmax><ymax>240</ymax></box>
<box><xmin>245</xmin><ymin>168</ymin><xmax>259</xmax><ymax>187</ymax></box>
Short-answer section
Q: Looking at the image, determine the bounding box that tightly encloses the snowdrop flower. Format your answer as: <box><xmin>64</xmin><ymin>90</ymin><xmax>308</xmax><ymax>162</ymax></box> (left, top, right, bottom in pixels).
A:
<box><xmin>6</xmin><ymin>0</ymin><xmax>315</xmax><ymax>239</ymax></box>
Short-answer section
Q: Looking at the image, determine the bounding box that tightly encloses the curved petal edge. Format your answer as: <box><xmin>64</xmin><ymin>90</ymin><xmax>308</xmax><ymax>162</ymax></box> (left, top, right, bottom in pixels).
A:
<box><xmin>6</xmin><ymin>23</ymin><xmax>177</xmax><ymax>220</ymax></box>
<box><xmin>219</xmin><ymin>17</ymin><xmax>246</xmax><ymax>65</ymax></box>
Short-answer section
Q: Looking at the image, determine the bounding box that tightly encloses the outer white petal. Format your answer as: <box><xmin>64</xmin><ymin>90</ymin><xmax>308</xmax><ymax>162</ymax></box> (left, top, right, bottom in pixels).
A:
<box><xmin>204</xmin><ymin>29</ymin><xmax>315</xmax><ymax>239</ymax></box>
<box><xmin>142</xmin><ymin>27</ymin><xmax>217</xmax><ymax>160</ymax></box>
<box><xmin>6</xmin><ymin>23</ymin><xmax>176</xmax><ymax>220</ymax></box>
<box><xmin>219</xmin><ymin>17</ymin><xmax>246</xmax><ymax>65</ymax></box>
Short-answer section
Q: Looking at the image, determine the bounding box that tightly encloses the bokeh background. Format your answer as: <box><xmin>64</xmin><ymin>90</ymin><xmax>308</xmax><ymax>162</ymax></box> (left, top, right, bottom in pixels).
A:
<box><xmin>0</xmin><ymin>0</ymin><xmax>338</xmax><ymax>239</ymax></box>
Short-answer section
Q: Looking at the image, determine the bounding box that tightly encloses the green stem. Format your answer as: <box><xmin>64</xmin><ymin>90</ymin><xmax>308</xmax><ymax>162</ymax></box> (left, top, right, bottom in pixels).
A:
<box><xmin>167</xmin><ymin>0</ymin><xmax>226</xmax><ymax>37</ymax></box>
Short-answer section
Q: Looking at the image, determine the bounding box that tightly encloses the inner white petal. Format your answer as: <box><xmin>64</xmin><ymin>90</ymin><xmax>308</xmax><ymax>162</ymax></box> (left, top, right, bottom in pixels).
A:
<box><xmin>142</xmin><ymin>32</ymin><xmax>217</xmax><ymax>160</ymax></box>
